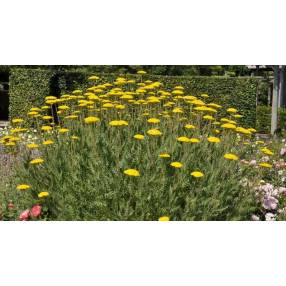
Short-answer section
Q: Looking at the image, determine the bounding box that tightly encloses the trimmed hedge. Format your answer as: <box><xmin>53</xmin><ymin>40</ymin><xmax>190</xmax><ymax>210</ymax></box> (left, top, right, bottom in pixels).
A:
<box><xmin>256</xmin><ymin>105</ymin><xmax>286</xmax><ymax>133</ymax></box>
<box><xmin>58</xmin><ymin>72</ymin><xmax>260</xmax><ymax>127</ymax></box>
<box><xmin>9</xmin><ymin>68</ymin><xmax>260</xmax><ymax>127</ymax></box>
<box><xmin>9</xmin><ymin>68</ymin><xmax>55</xmax><ymax>120</ymax></box>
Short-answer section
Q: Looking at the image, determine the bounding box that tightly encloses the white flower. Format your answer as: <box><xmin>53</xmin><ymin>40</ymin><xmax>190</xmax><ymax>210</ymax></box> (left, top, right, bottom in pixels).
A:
<box><xmin>251</xmin><ymin>214</ymin><xmax>260</xmax><ymax>221</ymax></box>
<box><xmin>265</xmin><ymin>212</ymin><xmax>276</xmax><ymax>221</ymax></box>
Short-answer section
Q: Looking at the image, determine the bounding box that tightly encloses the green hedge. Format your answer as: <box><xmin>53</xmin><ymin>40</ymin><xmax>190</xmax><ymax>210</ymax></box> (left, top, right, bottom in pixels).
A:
<box><xmin>9</xmin><ymin>68</ymin><xmax>55</xmax><ymax>120</ymax></box>
<box><xmin>9</xmin><ymin>68</ymin><xmax>260</xmax><ymax>127</ymax></box>
<box><xmin>256</xmin><ymin>105</ymin><xmax>286</xmax><ymax>133</ymax></box>
<box><xmin>58</xmin><ymin>72</ymin><xmax>260</xmax><ymax>127</ymax></box>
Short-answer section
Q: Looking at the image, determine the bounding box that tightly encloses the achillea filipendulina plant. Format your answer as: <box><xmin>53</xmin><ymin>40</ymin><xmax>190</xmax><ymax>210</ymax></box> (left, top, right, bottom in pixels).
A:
<box><xmin>2</xmin><ymin>73</ymin><xmax>286</xmax><ymax>221</ymax></box>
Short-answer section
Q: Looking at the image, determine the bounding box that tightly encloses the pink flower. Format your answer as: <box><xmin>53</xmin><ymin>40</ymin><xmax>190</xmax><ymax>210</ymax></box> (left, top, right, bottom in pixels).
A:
<box><xmin>30</xmin><ymin>205</ymin><xmax>42</xmax><ymax>218</ymax></box>
<box><xmin>278</xmin><ymin>187</ymin><xmax>286</xmax><ymax>194</ymax></box>
<box><xmin>280</xmin><ymin>148</ymin><xmax>286</xmax><ymax>156</ymax></box>
<box><xmin>249</xmin><ymin>160</ymin><xmax>257</xmax><ymax>166</ymax></box>
<box><xmin>19</xmin><ymin>209</ymin><xmax>30</xmax><ymax>221</ymax></box>
<box><xmin>263</xmin><ymin>196</ymin><xmax>278</xmax><ymax>210</ymax></box>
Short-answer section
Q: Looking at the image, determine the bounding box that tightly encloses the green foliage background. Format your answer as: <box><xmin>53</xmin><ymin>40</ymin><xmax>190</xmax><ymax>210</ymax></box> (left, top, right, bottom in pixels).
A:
<box><xmin>9</xmin><ymin>68</ymin><xmax>260</xmax><ymax>127</ymax></box>
<box><xmin>9</xmin><ymin>68</ymin><xmax>54</xmax><ymax>120</ymax></box>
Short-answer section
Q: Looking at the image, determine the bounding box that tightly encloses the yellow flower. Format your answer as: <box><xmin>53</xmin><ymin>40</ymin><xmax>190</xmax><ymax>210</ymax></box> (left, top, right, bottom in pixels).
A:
<box><xmin>88</xmin><ymin>75</ymin><xmax>100</xmax><ymax>80</ymax></box>
<box><xmin>185</xmin><ymin>124</ymin><xmax>196</xmax><ymax>129</ymax></box>
<box><xmin>235</xmin><ymin>127</ymin><xmax>251</xmax><ymax>135</ymax></box>
<box><xmin>84</xmin><ymin>116</ymin><xmax>100</xmax><ymax>124</ymax></box>
<box><xmin>58</xmin><ymin>105</ymin><xmax>70</xmax><ymax>110</ymax></box>
<box><xmin>221</xmin><ymin>123</ymin><xmax>236</xmax><ymax>129</ymax></box>
<box><xmin>115</xmin><ymin>104</ymin><xmax>125</xmax><ymax>109</ymax></box>
<box><xmin>137</xmin><ymin>70</ymin><xmax>146</xmax><ymax>75</ymax></box>
<box><xmin>16</xmin><ymin>184</ymin><xmax>31</xmax><ymax>191</ymax></box>
<box><xmin>27</xmin><ymin>111</ymin><xmax>39</xmax><ymax>116</ymax></box>
<box><xmin>71</xmin><ymin>136</ymin><xmax>80</xmax><ymax>140</ymax></box>
<box><xmin>172</xmin><ymin>107</ymin><xmax>184</xmax><ymax>113</ymax></box>
<box><xmin>64</xmin><ymin>115</ymin><xmax>78</xmax><ymax>120</ymax></box>
<box><xmin>261</xmin><ymin>147</ymin><xmax>274</xmax><ymax>156</ymax></box>
<box><xmin>42</xmin><ymin>115</ymin><xmax>53</xmax><ymax>120</ymax></box>
<box><xmin>147</xmin><ymin>118</ymin><xmax>160</xmax><ymax>124</ymax></box>
<box><xmin>207</xmin><ymin>136</ymin><xmax>221</xmax><ymax>143</ymax></box>
<box><xmin>134</xmin><ymin>134</ymin><xmax>145</xmax><ymax>140</ymax></box>
<box><xmin>227</xmin><ymin>108</ymin><xmax>238</xmax><ymax>113</ymax></box>
<box><xmin>124</xmin><ymin>169</ymin><xmax>140</xmax><ymax>177</ymax></box>
<box><xmin>233</xmin><ymin>114</ymin><xmax>243</xmax><ymax>118</ymax></box>
<box><xmin>59</xmin><ymin>128</ymin><xmax>69</xmax><ymax>133</ymax></box>
<box><xmin>170</xmin><ymin>162</ymin><xmax>183</xmax><ymax>168</ymax></box>
<box><xmin>147</xmin><ymin>129</ymin><xmax>162</xmax><ymax>136</ymax></box>
<box><xmin>189</xmin><ymin>138</ymin><xmax>200</xmax><ymax>143</ymax></box>
<box><xmin>12</xmin><ymin>118</ymin><xmax>24</xmax><ymax>124</ymax></box>
<box><xmin>259</xmin><ymin>162</ymin><xmax>272</xmax><ymax>168</ymax></box>
<box><xmin>30</xmin><ymin>158</ymin><xmax>44</xmax><ymax>165</ymax></box>
<box><xmin>224</xmin><ymin>153</ymin><xmax>239</xmax><ymax>161</ymax></box>
<box><xmin>159</xmin><ymin>153</ymin><xmax>171</xmax><ymax>158</ymax></box>
<box><xmin>191</xmin><ymin>171</ymin><xmax>204</xmax><ymax>178</ymax></box>
<box><xmin>203</xmin><ymin>115</ymin><xmax>215</xmax><ymax>121</ymax></box>
<box><xmin>43</xmin><ymin>140</ymin><xmax>54</xmax><ymax>145</ymax></box>
<box><xmin>248</xmin><ymin>128</ymin><xmax>257</xmax><ymax>133</ymax></box>
<box><xmin>177</xmin><ymin>136</ymin><xmax>190</xmax><ymax>143</ymax></box>
<box><xmin>158</xmin><ymin>216</ymin><xmax>170</xmax><ymax>221</ymax></box>
<box><xmin>200</xmin><ymin>93</ymin><xmax>209</xmax><ymax>98</ymax></box>
<box><xmin>41</xmin><ymin>125</ymin><xmax>53</xmax><ymax>131</ymax></box>
<box><xmin>38</xmin><ymin>191</ymin><xmax>49</xmax><ymax>198</ymax></box>
<box><xmin>109</xmin><ymin>120</ymin><xmax>128</xmax><ymax>126</ymax></box>
<box><xmin>27</xmin><ymin>143</ymin><xmax>39</xmax><ymax>149</ymax></box>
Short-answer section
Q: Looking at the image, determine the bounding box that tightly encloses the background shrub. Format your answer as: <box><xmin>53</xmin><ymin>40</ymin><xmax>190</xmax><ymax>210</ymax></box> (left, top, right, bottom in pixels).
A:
<box><xmin>256</xmin><ymin>106</ymin><xmax>286</xmax><ymax>133</ymax></box>
<box><xmin>9</xmin><ymin>68</ymin><xmax>55</xmax><ymax>120</ymax></box>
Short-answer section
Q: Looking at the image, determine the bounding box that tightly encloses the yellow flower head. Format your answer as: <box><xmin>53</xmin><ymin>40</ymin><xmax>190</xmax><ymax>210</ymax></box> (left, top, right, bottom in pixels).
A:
<box><xmin>158</xmin><ymin>216</ymin><xmax>170</xmax><ymax>221</ymax></box>
<box><xmin>38</xmin><ymin>191</ymin><xmax>49</xmax><ymax>198</ymax></box>
<box><xmin>147</xmin><ymin>129</ymin><xmax>162</xmax><ymax>136</ymax></box>
<box><xmin>207</xmin><ymin>136</ymin><xmax>221</xmax><ymax>143</ymax></box>
<box><xmin>71</xmin><ymin>136</ymin><xmax>80</xmax><ymax>140</ymax></box>
<box><xmin>177</xmin><ymin>136</ymin><xmax>190</xmax><ymax>143</ymax></box>
<box><xmin>109</xmin><ymin>120</ymin><xmax>128</xmax><ymax>126</ymax></box>
<box><xmin>227</xmin><ymin>108</ymin><xmax>238</xmax><ymax>113</ymax></box>
<box><xmin>191</xmin><ymin>171</ymin><xmax>204</xmax><ymax>178</ymax></box>
<box><xmin>88</xmin><ymin>75</ymin><xmax>100</xmax><ymax>81</ymax></box>
<box><xmin>84</xmin><ymin>116</ymin><xmax>100</xmax><ymax>124</ymax></box>
<box><xmin>134</xmin><ymin>134</ymin><xmax>145</xmax><ymax>140</ymax></box>
<box><xmin>124</xmin><ymin>169</ymin><xmax>140</xmax><ymax>177</ymax></box>
<box><xmin>159</xmin><ymin>153</ymin><xmax>171</xmax><ymax>158</ymax></box>
<box><xmin>137</xmin><ymin>70</ymin><xmax>146</xmax><ymax>75</ymax></box>
<box><xmin>189</xmin><ymin>138</ymin><xmax>200</xmax><ymax>143</ymax></box>
<box><xmin>41</xmin><ymin>125</ymin><xmax>53</xmax><ymax>131</ymax></box>
<box><xmin>224</xmin><ymin>153</ymin><xmax>239</xmax><ymax>161</ymax></box>
<box><xmin>16</xmin><ymin>184</ymin><xmax>31</xmax><ymax>191</ymax></box>
<box><xmin>235</xmin><ymin>127</ymin><xmax>251</xmax><ymax>135</ymax></box>
<box><xmin>261</xmin><ymin>147</ymin><xmax>274</xmax><ymax>156</ymax></box>
<box><xmin>170</xmin><ymin>162</ymin><xmax>183</xmax><ymax>168</ymax></box>
<box><xmin>12</xmin><ymin>118</ymin><xmax>24</xmax><ymax>124</ymax></box>
<box><xmin>30</xmin><ymin>158</ymin><xmax>44</xmax><ymax>165</ymax></box>
<box><xmin>185</xmin><ymin>124</ymin><xmax>196</xmax><ymax>129</ymax></box>
<box><xmin>259</xmin><ymin>162</ymin><xmax>272</xmax><ymax>168</ymax></box>
<box><xmin>147</xmin><ymin>118</ymin><xmax>160</xmax><ymax>124</ymax></box>
<box><xmin>221</xmin><ymin>123</ymin><xmax>236</xmax><ymax>129</ymax></box>
<box><xmin>59</xmin><ymin>128</ymin><xmax>69</xmax><ymax>134</ymax></box>
<box><xmin>203</xmin><ymin>115</ymin><xmax>215</xmax><ymax>121</ymax></box>
<box><xmin>43</xmin><ymin>140</ymin><xmax>54</xmax><ymax>145</ymax></box>
<box><xmin>42</xmin><ymin>115</ymin><xmax>53</xmax><ymax>120</ymax></box>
